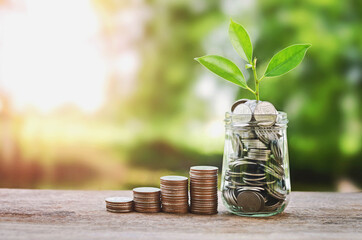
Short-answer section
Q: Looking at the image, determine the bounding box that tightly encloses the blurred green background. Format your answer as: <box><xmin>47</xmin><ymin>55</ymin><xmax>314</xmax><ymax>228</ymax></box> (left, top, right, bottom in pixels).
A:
<box><xmin>0</xmin><ymin>0</ymin><xmax>360</xmax><ymax>191</ymax></box>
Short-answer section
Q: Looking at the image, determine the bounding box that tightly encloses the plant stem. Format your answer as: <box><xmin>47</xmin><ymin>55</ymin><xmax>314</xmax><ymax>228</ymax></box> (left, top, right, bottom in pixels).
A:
<box><xmin>252</xmin><ymin>58</ymin><xmax>259</xmax><ymax>101</ymax></box>
<box><xmin>247</xmin><ymin>86</ymin><xmax>256</xmax><ymax>95</ymax></box>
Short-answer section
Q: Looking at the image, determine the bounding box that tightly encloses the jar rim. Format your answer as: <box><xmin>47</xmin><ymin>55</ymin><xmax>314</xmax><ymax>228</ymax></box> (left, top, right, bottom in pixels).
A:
<box><xmin>225</xmin><ymin>111</ymin><xmax>288</xmax><ymax>127</ymax></box>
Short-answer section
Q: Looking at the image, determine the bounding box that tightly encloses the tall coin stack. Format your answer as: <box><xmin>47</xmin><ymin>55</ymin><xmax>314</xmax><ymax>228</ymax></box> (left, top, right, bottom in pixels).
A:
<box><xmin>133</xmin><ymin>187</ymin><xmax>161</xmax><ymax>213</ymax></box>
<box><xmin>160</xmin><ymin>176</ymin><xmax>189</xmax><ymax>213</ymax></box>
<box><xmin>189</xmin><ymin>166</ymin><xmax>218</xmax><ymax>215</ymax></box>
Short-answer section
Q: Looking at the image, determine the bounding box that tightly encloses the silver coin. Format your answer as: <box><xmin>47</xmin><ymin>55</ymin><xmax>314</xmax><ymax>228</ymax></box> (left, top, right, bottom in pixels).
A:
<box><xmin>228</xmin><ymin>160</ymin><xmax>258</xmax><ymax>168</ymax></box>
<box><xmin>255</xmin><ymin>128</ymin><xmax>280</xmax><ymax>145</ymax></box>
<box><xmin>245</xmin><ymin>155</ymin><xmax>270</xmax><ymax>161</ymax></box>
<box><xmin>238</xmin><ymin>131</ymin><xmax>257</xmax><ymax>139</ymax></box>
<box><xmin>270</xmin><ymin>140</ymin><xmax>283</xmax><ymax>164</ymax></box>
<box><xmin>231</xmin><ymin>133</ymin><xmax>244</xmax><ymax>157</ymax></box>
<box><xmin>231</xmin><ymin>99</ymin><xmax>249</xmax><ymax>112</ymax></box>
<box><xmin>262</xmin><ymin>197</ymin><xmax>283</xmax><ymax>212</ymax></box>
<box><xmin>133</xmin><ymin>187</ymin><xmax>161</xmax><ymax>193</ymax></box>
<box><xmin>255</xmin><ymin>129</ymin><xmax>270</xmax><ymax>145</ymax></box>
<box><xmin>160</xmin><ymin>176</ymin><xmax>188</xmax><ymax>181</ymax></box>
<box><xmin>254</xmin><ymin>191</ymin><xmax>265</xmax><ymax>210</ymax></box>
<box><xmin>236</xmin><ymin>186</ymin><xmax>264</xmax><ymax>192</ymax></box>
<box><xmin>106</xmin><ymin>208</ymin><xmax>133</xmax><ymax>213</ymax></box>
<box><xmin>231</xmin><ymin>179</ymin><xmax>249</xmax><ymax>186</ymax></box>
<box><xmin>243</xmin><ymin>175</ymin><xmax>267</xmax><ymax>182</ymax></box>
<box><xmin>242</xmin><ymin>139</ymin><xmax>269</xmax><ymax>149</ymax></box>
<box><xmin>223</xmin><ymin>188</ymin><xmax>238</xmax><ymax>206</ymax></box>
<box><xmin>248</xmin><ymin>149</ymin><xmax>271</xmax><ymax>154</ymax></box>
<box><xmin>225</xmin><ymin>183</ymin><xmax>238</xmax><ymax>189</ymax></box>
<box><xmin>266</xmin><ymin>161</ymin><xmax>284</xmax><ymax>176</ymax></box>
<box><xmin>105</xmin><ymin>197</ymin><xmax>133</xmax><ymax>204</ymax></box>
<box><xmin>226</xmin><ymin>171</ymin><xmax>265</xmax><ymax>177</ymax></box>
<box><xmin>233</xmin><ymin>107</ymin><xmax>252</xmax><ymax>122</ymax></box>
<box><xmin>190</xmin><ymin>166</ymin><xmax>218</xmax><ymax>171</ymax></box>
<box><xmin>237</xmin><ymin>191</ymin><xmax>262</xmax><ymax>212</ymax></box>
<box><xmin>262</xmin><ymin>201</ymin><xmax>282</xmax><ymax>212</ymax></box>
<box><xmin>244</xmin><ymin>100</ymin><xmax>258</xmax><ymax>113</ymax></box>
<box><xmin>254</xmin><ymin>101</ymin><xmax>277</xmax><ymax>126</ymax></box>
<box><xmin>266</xmin><ymin>187</ymin><xmax>286</xmax><ymax>200</ymax></box>
<box><xmin>243</xmin><ymin>180</ymin><xmax>273</xmax><ymax>187</ymax></box>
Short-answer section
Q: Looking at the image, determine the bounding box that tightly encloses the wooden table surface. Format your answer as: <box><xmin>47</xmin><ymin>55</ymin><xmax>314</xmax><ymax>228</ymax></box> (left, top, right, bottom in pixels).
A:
<box><xmin>0</xmin><ymin>189</ymin><xmax>361</xmax><ymax>240</ymax></box>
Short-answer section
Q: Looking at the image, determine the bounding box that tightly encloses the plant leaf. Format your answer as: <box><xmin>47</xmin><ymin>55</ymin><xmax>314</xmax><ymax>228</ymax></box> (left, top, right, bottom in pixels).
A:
<box><xmin>228</xmin><ymin>19</ymin><xmax>253</xmax><ymax>63</ymax></box>
<box><xmin>195</xmin><ymin>55</ymin><xmax>248</xmax><ymax>89</ymax></box>
<box><xmin>264</xmin><ymin>44</ymin><xmax>311</xmax><ymax>77</ymax></box>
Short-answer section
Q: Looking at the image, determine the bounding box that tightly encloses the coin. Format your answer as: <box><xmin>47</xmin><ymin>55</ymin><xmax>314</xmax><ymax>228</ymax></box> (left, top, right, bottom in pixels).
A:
<box><xmin>231</xmin><ymin>99</ymin><xmax>252</xmax><ymax>122</ymax></box>
<box><xmin>133</xmin><ymin>187</ymin><xmax>161</xmax><ymax>193</ymax></box>
<box><xmin>133</xmin><ymin>187</ymin><xmax>161</xmax><ymax>213</ymax></box>
<box><xmin>242</xmin><ymin>139</ymin><xmax>269</xmax><ymax>149</ymax></box>
<box><xmin>223</xmin><ymin>188</ymin><xmax>238</xmax><ymax>206</ymax></box>
<box><xmin>236</xmin><ymin>191</ymin><xmax>262</xmax><ymax>212</ymax></box>
<box><xmin>244</xmin><ymin>100</ymin><xmax>258</xmax><ymax>113</ymax></box>
<box><xmin>160</xmin><ymin>175</ymin><xmax>189</xmax><ymax>214</ymax></box>
<box><xmin>105</xmin><ymin>197</ymin><xmax>133</xmax><ymax>213</ymax></box>
<box><xmin>105</xmin><ymin>197</ymin><xmax>133</xmax><ymax>204</ymax></box>
<box><xmin>231</xmin><ymin>99</ymin><xmax>249</xmax><ymax>112</ymax></box>
<box><xmin>262</xmin><ymin>197</ymin><xmax>283</xmax><ymax>212</ymax></box>
<box><xmin>254</xmin><ymin>101</ymin><xmax>277</xmax><ymax>126</ymax></box>
<box><xmin>106</xmin><ymin>208</ymin><xmax>133</xmax><ymax>213</ymax></box>
<box><xmin>190</xmin><ymin>166</ymin><xmax>218</xmax><ymax>172</ymax></box>
<box><xmin>270</xmin><ymin>140</ymin><xmax>283</xmax><ymax>164</ymax></box>
<box><xmin>189</xmin><ymin>166</ymin><xmax>218</xmax><ymax>215</ymax></box>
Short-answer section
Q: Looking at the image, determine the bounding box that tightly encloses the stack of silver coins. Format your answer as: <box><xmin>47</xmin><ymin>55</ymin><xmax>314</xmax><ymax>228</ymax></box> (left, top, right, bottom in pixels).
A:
<box><xmin>189</xmin><ymin>166</ymin><xmax>218</xmax><ymax>215</ymax></box>
<box><xmin>105</xmin><ymin>197</ymin><xmax>133</xmax><ymax>213</ymax></box>
<box><xmin>160</xmin><ymin>176</ymin><xmax>189</xmax><ymax>213</ymax></box>
<box><xmin>133</xmin><ymin>187</ymin><xmax>161</xmax><ymax>213</ymax></box>
<box><xmin>222</xmin><ymin>99</ymin><xmax>286</xmax><ymax>213</ymax></box>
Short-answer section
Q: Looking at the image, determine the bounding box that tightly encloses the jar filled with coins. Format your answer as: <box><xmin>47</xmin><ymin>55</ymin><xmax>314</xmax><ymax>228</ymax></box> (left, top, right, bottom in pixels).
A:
<box><xmin>221</xmin><ymin>99</ymin><xmax>290</xmax><ymax>217</ymax></box>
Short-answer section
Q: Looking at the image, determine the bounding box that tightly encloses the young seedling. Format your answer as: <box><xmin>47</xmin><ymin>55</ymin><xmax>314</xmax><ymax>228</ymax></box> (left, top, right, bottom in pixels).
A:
<box><xmin>195</xmin><ymin>19</ymin><xmax>311</xmax><ymax>101</ymax></box>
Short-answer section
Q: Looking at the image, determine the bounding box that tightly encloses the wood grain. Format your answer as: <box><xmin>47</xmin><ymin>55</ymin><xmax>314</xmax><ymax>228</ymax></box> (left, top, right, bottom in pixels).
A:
<box><xmin>0</xmin><ymin>189</ymin><xmax>361</xmax><ymax>240</ymax></box>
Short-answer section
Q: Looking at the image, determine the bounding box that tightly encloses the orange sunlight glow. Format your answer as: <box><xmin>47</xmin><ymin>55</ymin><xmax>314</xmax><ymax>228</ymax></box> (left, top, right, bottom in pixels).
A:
<box><xmin>0</xmin><ymin>0</ymin><xmax>107</xmax><ymax>113</ymax></box>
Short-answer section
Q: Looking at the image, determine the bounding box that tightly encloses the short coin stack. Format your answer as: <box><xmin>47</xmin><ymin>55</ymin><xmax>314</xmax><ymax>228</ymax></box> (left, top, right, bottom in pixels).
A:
<box><xmin>133</xmin><ymin>187</ymin><xmax>161</xmax><ymax>213</ymax></box>
<box><xmin>160</xmin><ymin>176</ymin><xmax>189</xmax><ymax>213</ymax></box>
<box><xmin>105</xmin><ymin>197</ymin><xmax>133</xmax><ymax>213</ymax></box>
<box><xmin>189</xmin><ymin>166</ymin><xmax>218</xmax><ymax>215</ymax></box>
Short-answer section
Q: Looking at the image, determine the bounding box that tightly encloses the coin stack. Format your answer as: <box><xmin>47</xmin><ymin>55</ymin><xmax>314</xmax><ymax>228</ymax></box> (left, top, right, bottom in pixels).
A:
<box><xmin>222</xmin><ymin>99</ymin><xmax>286</xmax><ymax>213</ymax></box>
<box><xmin>133</xmin><ymin>187</ymin><xmax>161</xmax><ymax>213</ymax></box>
<box><xmin>189</xmin><ymin>166</ymin><xmax>218</xmax><ymax>215</ymax></box>
<box><xmin>105</xmin><ymin>197</ymin><xmax>133</xmax><ymax>213</ymax></box>
<box><xmin>160</xmin><ymin>176</ymin><xmax>189</xmax><ymax>213</ymax></box>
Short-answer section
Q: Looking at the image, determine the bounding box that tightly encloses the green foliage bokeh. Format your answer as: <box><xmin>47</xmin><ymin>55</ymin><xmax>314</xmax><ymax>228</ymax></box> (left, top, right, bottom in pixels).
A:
<box><xmin>127</xmin><ymin>0</ymin><xmax>361</xmax><ymax>190</ymax></box>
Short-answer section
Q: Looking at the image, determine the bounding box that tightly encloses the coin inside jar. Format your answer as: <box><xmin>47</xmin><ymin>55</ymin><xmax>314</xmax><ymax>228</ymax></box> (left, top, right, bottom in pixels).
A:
<box><xmin>237</xmin><ymin>191</ymin><xmax>263</xmax><ymax>212</ymax></box>
<box><xmin>231</xmin><ymin>99</ymin><xmax>249</xmax><ymax>112</ymax></box>
<box><xmin>253</xmin><ymin>101</ymin><xmax>277</xmax><ymax>126</ymax></box>
<box><xmin>231</xmin><ymin>99</ymin><xmax>252</xmax><ymax>122</ymax></box>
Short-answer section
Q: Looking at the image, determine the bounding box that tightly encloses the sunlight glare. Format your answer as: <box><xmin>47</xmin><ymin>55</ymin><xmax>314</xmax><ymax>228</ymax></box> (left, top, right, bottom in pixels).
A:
<box><xmin>0</xmin><ymin>0</ymin><xmax>106</xmax><ymax>113</ymax></box>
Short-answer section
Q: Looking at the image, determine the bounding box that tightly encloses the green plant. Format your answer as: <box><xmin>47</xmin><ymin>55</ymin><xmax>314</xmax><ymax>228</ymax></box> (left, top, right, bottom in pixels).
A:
<box><xmin>195</xmin><ymin>19</ymin><xmax>311</xmax><ymax>101</ymax></box>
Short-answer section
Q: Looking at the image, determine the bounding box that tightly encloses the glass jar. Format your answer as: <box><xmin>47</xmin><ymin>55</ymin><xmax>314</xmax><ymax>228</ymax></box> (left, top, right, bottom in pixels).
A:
<box><xmin>221</xmin><ymin>111</ymin><xmax>290</xmax><ymax>217</ymax></box>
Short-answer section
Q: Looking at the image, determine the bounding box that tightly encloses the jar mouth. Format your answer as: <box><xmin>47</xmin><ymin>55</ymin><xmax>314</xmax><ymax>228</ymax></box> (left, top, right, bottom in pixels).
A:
<box><xmin>225</xmin><ymin>111</ymin><xmax>288</xmax><ymax>127</ymax></box>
